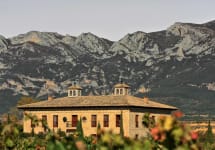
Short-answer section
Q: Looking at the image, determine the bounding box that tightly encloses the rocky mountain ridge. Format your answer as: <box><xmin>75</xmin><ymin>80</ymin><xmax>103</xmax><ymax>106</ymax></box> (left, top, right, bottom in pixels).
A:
<box><xmin>0</xmin><ymin>20</ymin><xmax>215</xmax><ymax>117</ymax></box>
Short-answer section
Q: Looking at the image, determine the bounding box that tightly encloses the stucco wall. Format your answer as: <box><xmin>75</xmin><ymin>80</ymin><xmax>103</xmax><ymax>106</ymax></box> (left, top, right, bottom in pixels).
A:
<box><xmin>128</xmin><ymin>111</ymin><xmax>171</xmax><ymax>139</ymax></box>
<box><xmin>23</xmin><ymin>107</ymin><xmax>174</xmax><ymax>138</ymax></box>
<box><xmin>23</xmin><ymin>109</ymin><xmax>130</xmax><ymax>136</ymax></box>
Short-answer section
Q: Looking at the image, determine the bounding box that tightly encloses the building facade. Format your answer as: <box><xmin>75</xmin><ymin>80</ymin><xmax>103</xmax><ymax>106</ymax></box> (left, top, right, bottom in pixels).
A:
<box><xmin>18</xmin><ymin>83</ymin><xmax>177</xmax><ymax>138</ymax></box>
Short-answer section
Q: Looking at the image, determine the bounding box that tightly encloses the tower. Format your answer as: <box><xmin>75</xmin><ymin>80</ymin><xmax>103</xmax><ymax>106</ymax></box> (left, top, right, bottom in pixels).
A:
<box><xmin>113</xmin><ymin>81</ymin><xmax>130</xmax><ymax>95</ymax></box>
<box><xmin>68</xmin><ymin>82</ymin><xmax>82</xmax><ymax>97</ymax></box>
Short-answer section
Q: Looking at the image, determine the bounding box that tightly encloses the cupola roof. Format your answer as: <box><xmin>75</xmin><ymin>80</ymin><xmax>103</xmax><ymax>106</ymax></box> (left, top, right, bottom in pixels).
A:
<box><xmin>114</xmin><ymin>83</ymin><xmax>130</xmax><ymax>88</ymax></box>
<box><xmin>68</xmin><ymin>85</ymin><xmax>82</xmax><ymax>90</ymax></box>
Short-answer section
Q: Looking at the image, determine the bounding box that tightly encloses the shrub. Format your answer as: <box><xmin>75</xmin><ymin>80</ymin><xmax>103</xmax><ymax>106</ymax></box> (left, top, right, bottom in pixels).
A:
<box><xmin>0</xmin><ymin>111</ymin><xmax>209</xmax><ymax>150</ymax></box>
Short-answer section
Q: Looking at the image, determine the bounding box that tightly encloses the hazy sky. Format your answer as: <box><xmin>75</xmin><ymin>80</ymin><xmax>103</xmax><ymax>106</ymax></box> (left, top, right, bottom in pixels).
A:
<box><xmin>0</xmin><ymin>0</ymin><xmax>214</xmax><ymax>40</ymax></box>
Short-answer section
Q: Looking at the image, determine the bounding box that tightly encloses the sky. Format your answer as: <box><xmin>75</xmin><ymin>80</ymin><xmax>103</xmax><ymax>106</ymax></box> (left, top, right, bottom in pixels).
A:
<box><xmin>0</xmin><ymin>0</ymin><xmax>214</xmax><ymax>41</ymax></box>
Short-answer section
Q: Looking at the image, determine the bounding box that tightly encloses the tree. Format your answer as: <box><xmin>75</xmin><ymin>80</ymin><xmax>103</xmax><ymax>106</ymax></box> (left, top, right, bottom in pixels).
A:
<box><xmin>76</xmin><ymin>117</ymin><xmax>84</xmax><ymax>139</ymax></box>
<box><xmin>17</xmin><ymin>96</ymin><xmax>38</xmax><ymax>106</ymax></box>
<box><xmin>120</xmin><ymin>111</ymin><xmax>124</xmax><ymax>137</ymax></box>
<box><xmin>97</xmin><ymin>122</ymin><xmax>101</xmax><ymax>134</ymax></box>
<box><xmin>24</xmin><ymin>113</ymin><xmax>39</xmax><ymax>136</ymax></box>
<box><xmin>142</xmin><ymin>113</ymin><xmax>155</xmax><ymax>128</ymax></box>
<box><xmin>7</xmin><ymin>113</ymin><xmax>11</xmax><ymax>124</ymax></box>
<box><xmin>5</xmin><ymin>96</ymin><xmax>39</xmax><ymax>123</ymax></box>
<box><xmin>8</xmin><ymin>107</ymin><xmax>21</xmax><ymax>122</ymax></box>
<box><xmin>97</xmin><ymin>122</ymin><xmax>101</xmax><ymax>140</ymax></box>
<box><xmin>0</xmin><ymin>111</ymin><xmax>17</xmax><ymax>125</ymax></box>
<box><xmin>205</xmin><ymin>120</ymin><xmax>214</xmax><ymax>144</ymax></box>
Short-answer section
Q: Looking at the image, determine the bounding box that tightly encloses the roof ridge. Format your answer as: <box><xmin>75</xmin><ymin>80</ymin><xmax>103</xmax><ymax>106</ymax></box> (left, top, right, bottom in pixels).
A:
<box><xmin>17</xmin><ymin>94</ymin><xmax>177</xmax><ymax>110</ymax></box>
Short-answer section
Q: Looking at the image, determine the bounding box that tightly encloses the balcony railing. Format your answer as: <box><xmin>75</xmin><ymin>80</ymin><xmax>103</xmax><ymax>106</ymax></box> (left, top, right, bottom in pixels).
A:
<box><xmin>66</xmin><ymin>121</ymin><xmax>77</xmax><ymax>128</ymax></box>
<box><xmin>66</xmin><ymin>122</ymin><xmax>72</xmax><ymax>127</ymax></box>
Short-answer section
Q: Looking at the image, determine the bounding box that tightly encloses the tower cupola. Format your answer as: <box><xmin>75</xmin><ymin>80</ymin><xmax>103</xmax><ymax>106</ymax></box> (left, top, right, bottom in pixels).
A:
<box><xmin>114</xmin><ymin>81</ymin><xmax>130</xmax><ymax>95</ymax></box>
<box><xmin>68</xmin><ymin>82</ymin><xmax>82</xmax><ymax>97</ymax></box>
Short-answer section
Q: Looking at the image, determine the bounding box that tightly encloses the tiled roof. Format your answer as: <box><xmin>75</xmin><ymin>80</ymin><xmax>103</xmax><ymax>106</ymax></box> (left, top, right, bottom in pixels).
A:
<box><xmin>18</xmin><ymin>95</ymin><xmax>177</xmax><ymax>110</ymax></box>
<box><xmin>68</xmin><ymin>85</ymin><xmax>82</xmax><ymax>90</ymax></box>
<box><xmin>114</xmin><ymin>83</ymin><xmax>130</xmax><ymax>88</ymax></box>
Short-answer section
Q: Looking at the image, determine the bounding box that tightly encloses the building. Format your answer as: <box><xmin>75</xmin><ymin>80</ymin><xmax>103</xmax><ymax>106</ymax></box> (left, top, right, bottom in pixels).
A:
<box><xmin>185</xmin><ymin>120</ymin><xmax>215</xmax><ymax>133</ymax></box>
<box><xmin>18</xmin><ymin>82</ymin><xmax>177</xmax><ymax>138</ymax></box>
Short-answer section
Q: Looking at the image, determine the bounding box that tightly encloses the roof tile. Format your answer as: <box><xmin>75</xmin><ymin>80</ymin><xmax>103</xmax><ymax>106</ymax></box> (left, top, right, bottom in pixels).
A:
<box><xmin>18</xmin><ymin>95</ymin><xmax>177</xmax><ymax>110</ymax></box>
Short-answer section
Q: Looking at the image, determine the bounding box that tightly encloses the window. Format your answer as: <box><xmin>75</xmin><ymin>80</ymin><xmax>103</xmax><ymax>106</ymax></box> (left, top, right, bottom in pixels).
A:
<box><xmin>91</xmin><ymin>115</ymin><xmax>97</xmax><ymax>127</ymax></box>
<box><xmin>116</xmin><ymin>114</ymin><xmax>121</xmax><ymax>127</ymax></box>
<box><xmin>135</xmin><ymin>115</ymin><xmax>139</xmax><ymax>128</ymax></box>
<box><xmin>150</xmin><ymin>115</ymin><xmax>156</xmax><ymax>126</ymax></box>
<box><xmin>116</xmin><ymin>89</ymin><xmax>120</xmax><ymax>94</ymax></box>
<box><xmin>31</xmin><ymin>120</ymin><xmax>35</xmax><ymax>128</ymax></box>
<box><xmin>72</xmin><ymin>115</ymin><xmax>78</xmax><ymax>127</ymax></box>
<box><xmin>73</xmin><ymin>90</ymin><xmax>76</xmax><ymax>96</ymax></box>
<box><xmin>42</xmin><ymin>115</ymin><xmax>47</xmax><ymax>122</ymax></box>
<box><xmin>103</xmin><ymin>114</ymin><xmax>109</xmax><ymax>127</ymax></box>
<box><xmin>42</xmin><ymin>115</ymin><xmax>47</xmax><ymax>131</ymax></box>
<box><xmin>135</xmin><ymin>134</ymin><xmax>139</xmax><ymax>140</ymax></box>
<box><xmin>69</xmin><ymin>90</ymin><xmax>73</xmax><ymax>96</ymax></box>
<box><xmin>53</xmin><ymin>115</ymin><xmax>58</xmax><ymax>128</ymax></box>
<box><xmin>42</xmin><ymin>115</ymin><xmax>47</xmax><ymax>125</ymax></box>
<box><xmin>120</xmin><ymin>89</ymin><xmax>123</xmax><ymax>95</ymax></box>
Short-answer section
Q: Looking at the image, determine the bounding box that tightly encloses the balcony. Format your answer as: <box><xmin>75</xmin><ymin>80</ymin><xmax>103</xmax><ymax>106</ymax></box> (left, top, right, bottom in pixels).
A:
<box><xmin>65</xmin><ymin>121</ymin><xmax>76</xmax><ymax>133</ymax></box>
<box><xmin>66</xmin><ymin>121</ymin><xmax>77</xmax><ymax>128</ymax></box>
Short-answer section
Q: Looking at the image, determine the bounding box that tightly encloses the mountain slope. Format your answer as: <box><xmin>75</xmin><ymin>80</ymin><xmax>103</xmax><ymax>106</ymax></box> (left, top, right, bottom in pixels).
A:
<box><xmin>0</xmin><ymin>20</ymin><xmax>215</xmax><ymax>117</ymax></box>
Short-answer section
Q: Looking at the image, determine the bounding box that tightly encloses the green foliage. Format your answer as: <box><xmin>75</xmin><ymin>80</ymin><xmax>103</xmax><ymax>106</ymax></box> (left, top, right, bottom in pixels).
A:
<box><xmin>97</xmin><ymin>122</ymin><xmax>101</xmax><ymax>136</ymax></box>
<box><xmin>0</xmin><ymin>96</ymin><xmax>40</xmax><ymax>127</ymax></box>
<box><xmin>76</xmin><ymin>117</ymin><xmax>84</xmax><ymax>140</ymax></box>
<box><xmin>97</xmin><ymin>122</ymin><xmax>101</xmax><ymax>131</ymax></box>
<box><xmin>17</xmin><ymin>96</ymin><xmax>39</xmax><ymax>106</ymax></box>
<box><xmin>148</xmin><ymin>111</ymin><xmax>200</xmax><ymax>150</ymax></box>
<box><xmin>7</xmin><ymin>113</ymin><xmax>11</xmax><ymax>124</ymax></box>
<box><xmin>205</xmin><ymin>120</ymin><xmax>214</xmax><ymax>144</ymax></box>
<box><xmin>120</xmin><ymin>111</ymin><xmax>124</xmax><ymax>137</ymax></box>
<box><xmin>24</xmin><ymin>113</ymin><xmax>40</xmax><ymax>136</ymax></box>
<box><xmin>1</xmin><ymin>111</ymin><xmax>214</xmax><ymax>150</ymax></box>
<box><xmin>142</xmin><ymin>112</ymin><xmax>155</xmax><ymax>128</ymax></box>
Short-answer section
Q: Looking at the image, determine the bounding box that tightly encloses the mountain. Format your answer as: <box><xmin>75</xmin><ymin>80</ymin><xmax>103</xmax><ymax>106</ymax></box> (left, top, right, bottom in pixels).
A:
<box><xmin>0</xmin><ymin>20</ymin><xmax>215</xmax><ymax>117</ymax></box>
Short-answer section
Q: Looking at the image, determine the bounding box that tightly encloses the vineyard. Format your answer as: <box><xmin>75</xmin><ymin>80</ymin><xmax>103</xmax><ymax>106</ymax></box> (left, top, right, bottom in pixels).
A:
<box><xmin>0</xmin><ymin>111</ymin><xmax>214</xmax><ymax>150</ymax></box>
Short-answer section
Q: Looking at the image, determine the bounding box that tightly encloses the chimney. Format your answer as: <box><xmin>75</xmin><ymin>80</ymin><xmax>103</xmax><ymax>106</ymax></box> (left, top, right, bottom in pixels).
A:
<box><xmin>143</xmin><ymin>97</ymin><xmax>149</xmax><ymax>104</ymax></box>
<box><xmin>48</xmin><ymin>95</ymin><xmax>53</xmax><ymax>101</ymax></box>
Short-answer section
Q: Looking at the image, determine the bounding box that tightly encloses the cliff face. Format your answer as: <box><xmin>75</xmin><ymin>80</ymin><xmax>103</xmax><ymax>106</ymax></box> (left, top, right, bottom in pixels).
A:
<box><xmin>0</xmin><ymin>20</ymin><xmax>215</xmax><ymax>115</ymax></box>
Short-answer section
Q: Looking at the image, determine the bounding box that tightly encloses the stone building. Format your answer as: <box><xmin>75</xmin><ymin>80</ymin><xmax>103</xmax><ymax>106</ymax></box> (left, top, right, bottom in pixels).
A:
<box><xmin>18</xmin><ymin>82</ymin><xmax>177</xmax><ymax>138</ymax></box>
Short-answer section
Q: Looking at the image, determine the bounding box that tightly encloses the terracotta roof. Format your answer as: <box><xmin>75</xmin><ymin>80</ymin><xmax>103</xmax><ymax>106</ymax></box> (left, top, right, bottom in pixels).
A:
<box><xmin>18</xmin><ymin>95</ymin><xmax>177</xmax><ymax>110</ymax></box>
<box><xmin>114</xmin><ymin>83</ymin><xmax>130</xmax><ymax>88</ymax></box>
